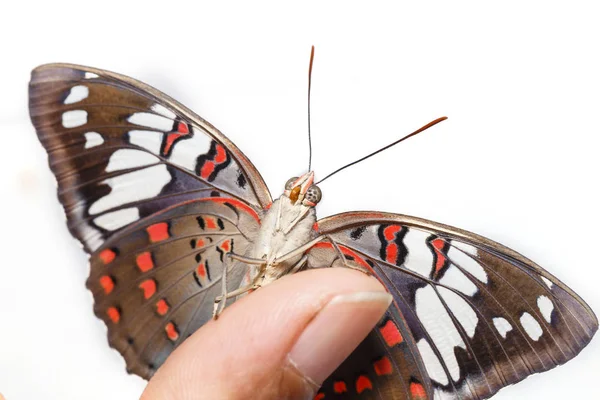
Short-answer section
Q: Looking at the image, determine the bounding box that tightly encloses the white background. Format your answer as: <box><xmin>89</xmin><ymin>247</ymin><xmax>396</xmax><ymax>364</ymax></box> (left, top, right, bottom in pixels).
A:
<box><xmin>1</xmin><ymin>1</ymin><xmax>599</xmax><ymax>399</ymax></box>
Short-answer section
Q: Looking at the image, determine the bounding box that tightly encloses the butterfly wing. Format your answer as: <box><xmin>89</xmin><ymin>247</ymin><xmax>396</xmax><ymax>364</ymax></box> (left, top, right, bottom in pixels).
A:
<box><xmin>29</xmin><ymin>63</ymin><xmax>271</xmax><ymax>252</ymax></box>
<box><xmin>308</xmin><ymin>212</ymin><xmax>597</xmax><ymax>399</ymax></box>
<box><xmin>29</xmin><ymin>64</ymin><xmax>270</xmax><ymax>378</ymax></box>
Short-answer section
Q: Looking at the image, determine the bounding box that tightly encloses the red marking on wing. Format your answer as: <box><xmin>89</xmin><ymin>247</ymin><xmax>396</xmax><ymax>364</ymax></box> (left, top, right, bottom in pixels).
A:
<box><xmin>165</xmin><ymin>322</ymin><xmax>179</xmax><ymax>341</ymax></box>
<box><xmin>177</xmin><ymin>121</ymin><xmax>189</xmax><ymax>134</ymax></box>
<box><xmin>99</xmin><ymin>249</ymin><xmax>116</xmax><ymax>264</ymax></box>
<box><xmin>107</xmin><ymin>307</ymin><xmax>120</xmax><ymax>323</ymax></box>
<box><xmin>155</xmin><ymin>299</ymin><xmax>169</xmax><ymax>316</ymax></box>
<box><xmin>355</xmin><ymin>375</ymin><xmax>373</xmax><ymax>394</ymax></box>
<box><xmin>136</xmin><ymin>252</ymin><xmax>154</xmax><ymax>272</ymax></box>
<box><xmin>383</xmin><ymin>225</ymin><xmax>401</xmax><ymax>241</ymax></box>
<box><xmin>195</xmin><ymin>239</ymin><xmax>205</xmax><ymax>248</ymax></box>
<box><xmin>373</xmin><ymin>356</ymin><xmax>393</xmax><ymax>376</ymax></box>
<box><xmin>431</xmin><ymin>238</ymin><xmax>445</xmax><ymax>251</ymax></box>
<box><xmin>220</xmin><ymin>240</ymin><xmax>230</xmax><ymax>252</ymax></box>
<box><xmin>99</xmin><ymin>275</ymin><xmax>114</xmax><ymax>294</ymax></box>
<box><xmin>380</xmin><ymin>320</ymin><xmax>403</xmax><ymax>347</ymax></box>
<box><xmin>200</xmin><ymin>161</ymin><xmax>215</xmax><ymax>179</ymax></box>
<box><xmin>205</xmin><ymin>217</ymin><xmax>217</xmax><ymax>230</ymax></box>
<box><xmin>214</xmin><ymin>144</ymin><xmax>227</xmax><ymax>163</ymax></box>
<box><xmin>333</xmin><ymin>381</ymin><xmax>347</xmax><ymax>394</ymax></box>
<box><xmin>196</xmin><ymin>263</ymin><xmax>207</xmax><ymax>279</ymax></box>
<box><xmin>147</xmin><ymin>223</ymin><xmax>169</xmax><ymax>242</ymax></box>
<box><xmin>312</xmin><ymin>222</ymin><xmax>319</xmax><ymax>232</ymax></box>
<box><xmin>339</xmin><ymin>245</ymin><xmax>371</xmax><ymax>270</ymax></box>
<box><xmin>409</xmin><ymin>382</ymin><xmax>427</xmax><ymax>399</ymax></box>
<box><xmin>386</xmin><ymin>242</ymin><xmax>398</xmax><ymax>264</ymax></box>
<box><xmin>163</xmin><ymin>133</ymin><xmax>180</xmax><ymax>155</ymax></box>
<box><xmin>139</xmin><ymin>279</ymin><xmax>157</xmax><ymax>299</ymax></box>
<box><xmin>314</xmin><ymin>394</ymin><xmax>325</xmax><ymax>400</ymax></box>
<box><xmin>162</xmin><ymin>122</ymin><xmax>190</xmax><ymax>156</ymax></box>
<box><xmin>312</xmin><ymin>242</ymin><xmax>334</xmax><ymax>250</ymax></box>
<box><xmin>431</xmin><ymin>238</ymin><xmax>447</xmax><ymax>275</ymax></box>
<box><xmin>264</xmin><ymin>202</ymin><xmax>272</xmax><ymax>210</ymax></box>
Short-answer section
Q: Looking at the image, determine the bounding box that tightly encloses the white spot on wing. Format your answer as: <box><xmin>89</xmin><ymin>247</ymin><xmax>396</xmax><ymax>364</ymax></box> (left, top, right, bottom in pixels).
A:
<box><xmin>62</xmin><ymin>110</ymin><xmax>87</xmax><ymax>128</ymax></box>
<box><xmin>417</xmin><ymin>339</ymin><xmax>448</xmax><ymax>385</ymax></box>
<box><xmin>403</xmin><ymin>229</ymin><xmax>434</xmax><ymax>277</ymax></box>
<box><xmin>89</xmin><ymin>164</ymin><xmax>171</xmax><ymax>214</ymax></box>
<box><xmin>94</xmin><ymin>207</ymin><xmax>139</xmax><ymax>231</ymax></box>
<box><xmin>105</xmin><ymin>149</ymin><xmax>159</xmax><ymax>172</ymax></box>
<box><xmin>84</xmin><ymin>132</ymin><xmax>104</xmax><ymax>149</ymax></box>
<box><xmin>80</xmin><ymin>225</ymin><xmax>103</xmax><ymax>252</ymax></box>
<box><xmin>128</xmin><ymin>112</ymin><xmax>174</xmax><ymax>131</ymax></box>
<box><xmin>520</xmin><ymin>312</ymin><xmax>543</xmax><ymax>341</ymax></box>
<box><xmin>64</xmin><ymin>85</ymin><xmax>89</xmax><ymax>104</ymax></box>
<box><xmin>128</xmin><ymin>130</ymin><xmax>163</xmax><ymax>154</ymax></box>
<box><xmin>541</xmin><ymin>276</ymin><xmax>553</xmax><ymax>289</ymax></box>
<box><xmin>451</xmin><ymin>241</ymin><xmax>477</xmax><ymax>255</ymax></box>
<box><xmin>439</xmin><ymin>287</ymin><xmax>478</xmax><ymax>337</ymax></box>
<box><xmin>537</xmin><ymin>295</ymin><xmax>554</xmax><ymax>323</ymax></box>
<box><xmin>434</xmin><ymin>389</ymin><xmax>455</xmax><ymax>400</ymax></box>
<box><xmin>415</xmin><ymin>285</ymin><xmax>464</xmax><ymax>382</ymax></box>
<box><xmin>151</xmin><ymin>103</ymin><xmax>177</xmax><ymax>119</ymax></box>
<box><xmin>169</xmin><ymin>132</ymin><xmax>211</xmax><ymax>170</ymax></box>
<box><xmin>448</xmin><ymin>245</ymin><xmax>488</xmax><ymax>283</ymax></box>
<box><xmin>439</xmin><ymin>266</ymin><xmax>478</xmax><ymax>296</ymax></box>
<box><xmin>493</xmin><ymin>317</ymin><xmax>512</xmax><ymax>338</ymax></box>
<box><xmin>84</xmin><ymin>72</ymin><xmax>99</xmax><ymax>79</ymax></box>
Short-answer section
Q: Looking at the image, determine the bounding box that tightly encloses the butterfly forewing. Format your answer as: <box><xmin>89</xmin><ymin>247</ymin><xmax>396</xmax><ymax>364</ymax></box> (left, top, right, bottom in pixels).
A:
<box><xmin>309</xmin><ymin>212</ymin><xmax>597</xmax><ymax>399</ymax></box>
<box><xmin>29</xmin><ymin>64</ymin><xmax>271</xmax><ymax>253</ymax></box>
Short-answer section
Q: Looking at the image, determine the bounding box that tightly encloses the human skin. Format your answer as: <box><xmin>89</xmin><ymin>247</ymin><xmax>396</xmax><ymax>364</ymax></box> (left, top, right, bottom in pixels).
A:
<box><xmin>141</xmin><ymin>268</ymin><xmax>391</xmax><ymax>400</ymax></box>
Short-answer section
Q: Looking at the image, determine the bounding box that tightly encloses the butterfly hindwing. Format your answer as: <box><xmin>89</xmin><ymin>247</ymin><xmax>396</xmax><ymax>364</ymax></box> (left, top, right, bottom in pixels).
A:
<box><xmin>309</xmin><ymin>212</ymin><xmax>597</xmax><ymax>399</ymax></box>
<box><xmin>29</xmin><ymin>64</ymin><xmax>271</xmax><ymax>253</ymax></box>
<box><xmin>308</xmin><ymin>241</ymin><xmax>432</xmax><ymax>400</ymax></box>
<box><xmin>88</xmin><ymin>197</ymin><xmax>261</xmax><ymax>378</ymax></box>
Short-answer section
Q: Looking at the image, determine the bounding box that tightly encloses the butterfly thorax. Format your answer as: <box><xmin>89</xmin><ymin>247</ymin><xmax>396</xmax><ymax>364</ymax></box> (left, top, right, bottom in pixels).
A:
<box><xmin>247</xmin><ymin>196</ymin><xmax>317</xmax><ymax>285</ymax></box>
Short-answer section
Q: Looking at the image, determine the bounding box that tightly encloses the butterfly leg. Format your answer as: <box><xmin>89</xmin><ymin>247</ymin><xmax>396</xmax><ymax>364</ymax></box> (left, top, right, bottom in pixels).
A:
<box><xmin>212</xmin><ymin>280</ymin><xmax>263</xmax><ymax>319</ymax></box>
<box><xmin>212</xmin><ymin>254</ymin><xmax>266</xmax><ymax>319</ymax></box>
<box><xmin>272</xmin><ymin>236</ymin><xmax>371</xmax><ymax>275</ymax></box>
<box><xmin>328</xmin><ymin>238</ymin><xmax>372</xmax><ymax>275</ymax></box>
<box><xmin>214</xmin><ymin>253</ymin><xmax>231</xmax><ymax>318</ymax></box>
<box><xmin>275</xmin><ymin>197</ymin><xmax>283</xmax><ymax>231</ymax></box>
<box><xmin>272</xmin><ymin>235</ymin><xmax>328</xmax><ymax>264</ymax></box>
<box><xmin>288</xmin><ymin>254</ymin><xmax>308</xmax><ymax>274</ymax></box>
<box><xmin>228</xmin><ymin>253</ymin><xmax>266</xmax><ymax>265</ymax></box>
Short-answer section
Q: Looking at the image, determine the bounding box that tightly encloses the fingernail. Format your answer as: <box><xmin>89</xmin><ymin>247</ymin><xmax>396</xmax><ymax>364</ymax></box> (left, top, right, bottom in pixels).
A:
<box><xmin>287</xmin><ymin>291</ymin><xmax>392</xmax><ymax>387</ymax></box>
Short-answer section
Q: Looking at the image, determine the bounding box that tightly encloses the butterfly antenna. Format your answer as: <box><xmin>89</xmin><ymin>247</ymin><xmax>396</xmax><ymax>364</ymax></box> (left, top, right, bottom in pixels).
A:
<box><xmin>316</xmin><ymin>116</ymin><xmax>448</xmax><ymax>184</ymax></box>
<box><xmin>307</xmin><ymin>45</ymin><xmax>315</xmax><ymax>172</ymax></box>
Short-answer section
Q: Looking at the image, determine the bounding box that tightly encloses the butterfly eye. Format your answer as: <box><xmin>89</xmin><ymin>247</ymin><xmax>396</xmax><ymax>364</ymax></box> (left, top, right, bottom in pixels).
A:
<box><xmin>285</xmin><ymin>177</ymin><xmax>299</xmax><ymax>190</ymax></box>
<box><xmin>305</xmin><ymin>185</ymin><xmax>322</xmax><ymax>205</ymax></box>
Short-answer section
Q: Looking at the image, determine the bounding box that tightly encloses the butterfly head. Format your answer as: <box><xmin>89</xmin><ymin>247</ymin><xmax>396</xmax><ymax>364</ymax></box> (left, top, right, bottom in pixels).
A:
<box><xmin>283</xmin><ymin>171</ymin><xmax>321</xmax><ymax>207</ymax></box>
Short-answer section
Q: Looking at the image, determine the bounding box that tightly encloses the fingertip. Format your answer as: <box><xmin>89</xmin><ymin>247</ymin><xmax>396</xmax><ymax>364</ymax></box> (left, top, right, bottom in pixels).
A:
<box><xmin>143</xmin><ymin>268</ymin><xmax>389</xmax><ymax>399</ymax></box>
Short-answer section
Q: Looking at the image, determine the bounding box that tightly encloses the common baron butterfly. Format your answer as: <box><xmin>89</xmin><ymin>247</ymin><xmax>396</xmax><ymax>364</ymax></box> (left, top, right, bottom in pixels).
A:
<box><xmin>29</xmin><ymin>51</ymin><xmax>597</xmax><ymax>399</ymax></box>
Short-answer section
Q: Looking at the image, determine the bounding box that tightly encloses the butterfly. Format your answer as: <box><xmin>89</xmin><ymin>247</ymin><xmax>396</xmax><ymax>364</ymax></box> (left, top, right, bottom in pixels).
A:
<box><xmin>29</xmin><ymin>60</ymin><xmax>597</xmax><ymax>400</ymax></box>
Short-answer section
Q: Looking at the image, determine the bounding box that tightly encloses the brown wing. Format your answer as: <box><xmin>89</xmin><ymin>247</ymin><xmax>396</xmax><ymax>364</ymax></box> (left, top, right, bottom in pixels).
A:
<box><xmin>308</xmin><ymin>212</ymin><xmax>597</xmax><ymax>399</ymax></box>
<box><xmin>87</xmin><ymin>197</ymin><xmax>260</xmax><ymax>378</ymax></box>
<box><xmin>29</xmin><ymin>63</ymin><xmax>271</xmax><ymax>253</ymax></box>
